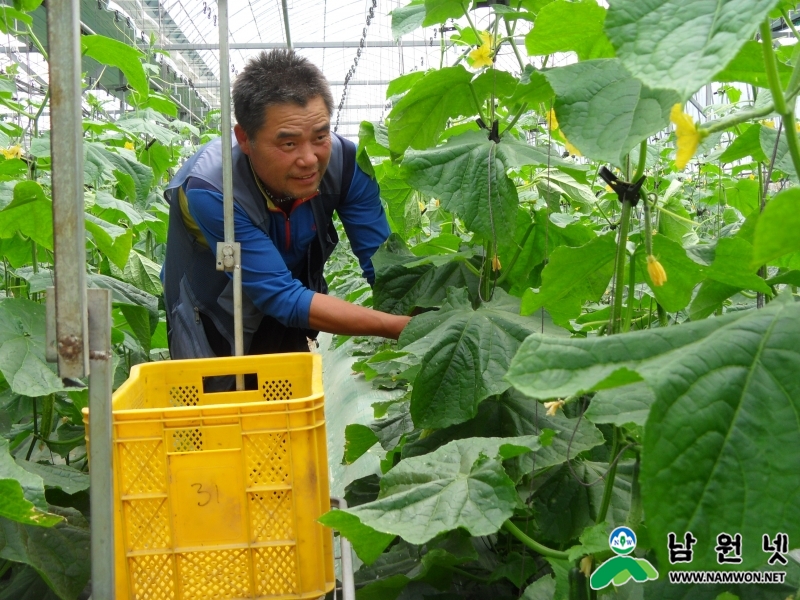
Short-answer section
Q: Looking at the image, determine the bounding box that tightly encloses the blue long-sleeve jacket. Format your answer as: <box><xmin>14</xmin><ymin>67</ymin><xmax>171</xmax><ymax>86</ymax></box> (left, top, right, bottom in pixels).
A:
<box><xmin>183</xmin><ymin>163</ymin><xmax>389</xmax><ymax>330</ymax></box>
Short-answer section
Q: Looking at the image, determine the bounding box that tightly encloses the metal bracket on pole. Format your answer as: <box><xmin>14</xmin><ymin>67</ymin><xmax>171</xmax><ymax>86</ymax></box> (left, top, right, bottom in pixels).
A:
<box><xmin>48</xmin><ymin>0</ymin><xmax>87</xmax><ymax>378</ymax></box>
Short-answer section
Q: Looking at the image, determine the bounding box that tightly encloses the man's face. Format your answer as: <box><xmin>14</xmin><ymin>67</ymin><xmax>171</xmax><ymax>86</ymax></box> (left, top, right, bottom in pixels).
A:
<box><xmin>235</xmin><ymin>95</ymin><xmax>332</xmax><ymax>199</ymax></box>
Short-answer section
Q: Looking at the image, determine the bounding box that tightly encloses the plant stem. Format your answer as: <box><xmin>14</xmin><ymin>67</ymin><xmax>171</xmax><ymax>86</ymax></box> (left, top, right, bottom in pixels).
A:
<box><xmin>26</xmin><ymin>397</ymin><xmax>38</xmax><ymax>461</ymax></box>
<box><xmin>596</xmin><ymin>426</ymin><xmax>620</xmax><ymax>524</ymax></box>
<box><xmin>633</xmin><ymin>140</ymin><xmax>647</xmax><ymax>181</ymax></box>
<box><xmin>32</xmin><ymin>87</ymin><xmax>49</xmax><ymax>138</ymax></box>
<box><xmin>641</xmin><ymin>190</ymin><xmax>655</xmax><ymax>256</ymax></box>
<box><xmin>25</xmin><ymin>24</ymin><xmax>48</xmax><ymax>61</ymax></box>
<box><xmin>503</xmin><ymin>520</ymin><xmax>570</xmax><ymax>560</ymax></box>
<box><xmin>760</xmin><ymin>20</ymin><xmax>800</xmax><ymax>179</ymax></box>
<box><xmin>500</xmin><ymin>102</ymin><xmax>528</xmax><ymax>138</ymax></box>
<box><xmin>460</xmin><ymin>1</ymin><xmax>481</xmax><ymax>46</ymax></box>
<box><xmin>622</xmin><ymin>253</ymin><xmax>636</xmax><ymax>333</ymax></box>
<box><xmin>609</xmin><ymin>199</ymin><xmax>633</xmax><ymax>334</ymax></box>
<box><xmin>469</xmin><ymin>82</ymin><xmax>488</xmax><ymax>125</ymax></box>
<box><xmin>38</xmin><ymin>394</ymin><xmax>54</xmax><ymax>442</ymax></box>
<box><xmin>782</xmin><ymin>9</ymin><xmax>800</xmax><ymax>40</ymax></box>
<box><xmin>702</xmin><ymin>103</ymin><xmax>777</xmax><ymax>135</ymax></box>
<box><xmin>625</xmin><ymin>451</ymin><xmax>642</xmax><ymax>532</ymax></box>
<box><xmin>504</xmin><ymin>17</ymin><xmax>525</xmax><ymax>71</ymax></box>
<box><xmin>497</xmin><ymin>220</ymin><xmax>535</xmax><ymax>284</ymax></box>
<box><xmin>657</xmin><ymin>303</ymin><xmax>668</xmax><ymax>327</ymax></box>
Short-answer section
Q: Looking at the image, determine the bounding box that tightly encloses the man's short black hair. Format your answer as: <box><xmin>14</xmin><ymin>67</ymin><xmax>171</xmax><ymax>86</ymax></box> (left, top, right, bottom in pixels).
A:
<box><xmin>232</xmin><ymin>49</ymin><xmax>334</xmax><ymax>138</ymax></box>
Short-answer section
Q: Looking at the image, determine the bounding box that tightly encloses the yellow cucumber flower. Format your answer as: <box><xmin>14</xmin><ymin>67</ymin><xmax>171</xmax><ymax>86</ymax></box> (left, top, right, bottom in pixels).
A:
<box><xmin>546</xmin><ymin>108</ymin><xmax>581</xmax><ymax>155</ymax></box>
<box><xmin>564</xmin><ymin>138</ymin><xmax>582</xmax><ymax>157</ymax></box>
<box><xmin>1</xmin><ymin>145</ymin><xmax>22</xmax><ymax>159</ymax></box>
<box><xmin>469</xmin><ymin>42</ymin><xmax>493</xmax><ymax>69</ymax></box>
<box><xmin>580</xmin><ymin>556</ymin><xmax>593</xmax><ymax>578</ymax></box>
<box><xmin>647</xmin><ymin>255</ymin><xmax>667</xmax><ymax>287</ymax></box>
<box><xmin>546</xmin><ymin>108</ymin><xmax>559</xmax><ymax>131</ymax></box>
<box><xmin>491</xmin><ymin>254</ymin><xmax>502</xmax><ymax>272</ymax></box>
<box><xmin>544</xmin><ymin>399</ymin><xmax>565</xmax><ymax>416</ymax></box>
<box><xmin>124</xmin><ymin>141</ymin><xmax>135</xmax><ymax>151</ymax></box>
<box><xmin>670</xmin><ymin>104</ymin><xmax>706</xmax><ymax>170</ymax></box>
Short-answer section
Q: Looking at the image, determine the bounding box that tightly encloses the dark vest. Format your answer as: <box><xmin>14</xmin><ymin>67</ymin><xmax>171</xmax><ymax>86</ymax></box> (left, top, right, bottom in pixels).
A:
<box><xmin>162</xmin><ymin>132</ymin><xmax>354</xmax><ymax>358</ymax></box>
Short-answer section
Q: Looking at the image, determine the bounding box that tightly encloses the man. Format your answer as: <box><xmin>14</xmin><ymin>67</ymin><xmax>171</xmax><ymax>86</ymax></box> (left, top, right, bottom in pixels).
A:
<box><xmin>162</xmin><ymin>50</ymin><xmax>410</xmax><ymax>359</ymax></box>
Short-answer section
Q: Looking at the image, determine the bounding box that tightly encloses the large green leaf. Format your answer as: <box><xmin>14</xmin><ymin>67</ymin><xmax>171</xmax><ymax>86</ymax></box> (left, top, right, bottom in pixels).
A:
<box><xmin>759</xmin><ymin>124</ymin><xmax>798</xmax><ymax>179</ymax></box>
<box><xmin>81</xmin><ymin>35</ymin><xmax>148</xmax><ymax>97</ymax></box>
<box><xmin>137</xmin><ymin>140</ymin><xmax>178</xmax><ymax>183</ymax></box>
<box><xmin>84</xmin><ymin>142</ymin><xmax>153</xmax><ymax>202</ymax></box>
<box><xmin>15</xmin><ymin>461</ymin><xmax>90</xmax><ymax>495</ymax></box>
<box><xmin>0</xmin><ymin>181</ymin><xmax>52</xmax><ymax>250</ymax></box>
<box><xmin>543</xmin><ymin>59</ymin><xmax>679</xmax><ymax>165</ymax></box>
<box><xmin>422</xmin><ymin>0</ymin><xmax>464</xmax><ymax>26</ymax></box>
<box><xmin>713</xmin><ymin>40</ymin><xmax>792</xmax><ymax>89</ymax></box>
<box><xmin>635</xmin><ymin>234</ymin><xmax>704</xmax><ymax>312</ymax></box>
<box><xmin>719</xmin><ymin>124</ymin><xmax>766</xmax><ymax>164</ymax></box>
<box><xmin>0</xmin><ymin>481</ymin><xmax>61</xmax><ymax>528</ymax></box>
<box><xmin>372</xmin><ymin>234</ymin><xmax>479</xmax><ymax>315</ymax></box>
<box><xmin>752</xmin><ymin>188</ymin><xmax>800</xmax><ymax>266</ymax></box>
<box><xmin>507</xmin><ymin>298</ymin><xmax>800</xmax><ymax>570</ymax></box>
<box><xmin>704</xmin><ymin>237</ymin><xmax>771</xmax><ymax>293</ymax></box>
<box><xmin>584</xmin><ymin>381</ymin><xmax>655</xmax><ymax>427</ymax></box>
<box><xmin>342</xmin><ymin>436</ymin><xmax>540</xmax><ymax>545</ymax></box>
<box><xmin>402</xmin><ymin>130</ymin><xmax>520</xmax><ymax>240</ymax></box>
<box><xmin>387</xmin><ymin>66</ymin><xmax>475</xmax><ymax>154</ymax></box>
<box><xmin>525</xmin><ymin>0</ymin><xmax>614</xmax><ymax>60</ymax></box>
<box><xmin>403</xmin><ymin>389</ymin><xmax>605</xmax><ymax>472</ymax></box>
<box><xmin>91</xmin><ymin>190</ymin><xmax>144</xmax><ymax>227</ymax></box>
<box><xmin>605</xmin><ymin>0</ymin><xmax>779</xmax><ymax>99</ymax></box>
<box><xmin>0</xmin><ymin>507</ymin><xmax>91</xmax><ymax>599</ymax></box>
<box><xmin>391</xmin><ymin>0</ymin><xmax>425</xmax><ymax>38</ymax></box>
<box><xmin>116</xmin><ymin>116</ymin><xmax>180</xmax><ymax>146</ymax></box>
<box><xmin>0</xmin><ymin>440</ymin><xmax>47</xmax><ymax>511</ymax></box>
<box><xmin>399</xmin><ymin>288</ymin><xmax>543</xmax><ymax>428</ymax></box>
<box><xmin>317</xmin><ymin>509</ymin><xmax>395</xmax><ymax>565</ymax></box>
<box><xmin>112</xmin><ymin>250</ymin><xmax>163</xmax><ymax>297</ymax></box>
<box><xmin>87</xmin><ymin>274</ymin><xmax>159</xmax><ymax>332</ymax></box>
<box><xmin>0</xmin><ymin>299</ymin><xmax>67</xmax><ymax>398</ymax></box>
<box><xmin>375</xmin><ymin>162</ymin><xmax>420</xmax><ymax>239</ymax></box>
<box><xmin>520</xmin><ymin>232</ymin><xmax>616</xmax><ymax>326</ymax></box>
<box><xmin>84</xmin><ymin>213</ymin><xmax>133</xmax><ymax>270</ymax></box>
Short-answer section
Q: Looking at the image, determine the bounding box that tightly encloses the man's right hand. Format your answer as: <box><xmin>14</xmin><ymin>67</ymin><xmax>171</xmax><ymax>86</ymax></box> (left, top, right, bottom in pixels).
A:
<box><xmin>307</xmin><ymin>293</ymin><xmax>412</xmax><ymax>340</ymax></box>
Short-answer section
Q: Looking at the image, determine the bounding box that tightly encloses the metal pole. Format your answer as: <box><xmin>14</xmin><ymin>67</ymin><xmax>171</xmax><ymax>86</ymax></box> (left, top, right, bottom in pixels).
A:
<box><xmin>48</xmin><ymin>0</ymin><xmax>88</xmax><ymax>378</ymax></box>
<box><xmin>87</xmin><ymin>289</ymin><xmax>115</xmax><ymax>598</ymax></box>
<box><xmin>215</xmin><ymin>0</ymin><xmax>244</xmax><ymax>389</ymax></box>
<box><xmin>281</xmin><ymin>0</ymin><xmax>293</xmax><ymax>50</ymax></box>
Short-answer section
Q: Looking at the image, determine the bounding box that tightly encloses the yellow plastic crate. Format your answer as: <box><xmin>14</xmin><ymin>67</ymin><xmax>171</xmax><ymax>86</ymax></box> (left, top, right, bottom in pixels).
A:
<box><xmin>83</xmin><ymin>353</ymin><xmax>333</xmax><ymax>600</ymax></box>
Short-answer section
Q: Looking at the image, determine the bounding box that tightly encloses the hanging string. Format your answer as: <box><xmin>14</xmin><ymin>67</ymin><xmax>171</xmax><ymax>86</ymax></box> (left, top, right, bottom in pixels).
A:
<box><xmin>333</xmin><ymin>0</ymin><xmax>377</xmax><ymax>133</ymax></box>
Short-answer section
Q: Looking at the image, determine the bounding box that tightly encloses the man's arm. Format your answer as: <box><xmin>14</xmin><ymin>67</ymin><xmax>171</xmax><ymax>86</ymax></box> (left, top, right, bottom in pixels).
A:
<box><xmin>308</xmin><ymin>294</ymin><xmax>411</xmax><ymax>340</ymax></box>
<box><xmin>187</xmin><ymin>183</ymin><xmax>410</xmax><ymax>339</ymax></box>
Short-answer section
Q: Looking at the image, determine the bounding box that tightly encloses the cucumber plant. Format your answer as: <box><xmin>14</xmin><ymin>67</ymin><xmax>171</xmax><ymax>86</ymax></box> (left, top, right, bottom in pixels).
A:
<box><xmin>322</xmin><ymin>1</ymin><xmax>800</xmax><ymax>599</ymax></box>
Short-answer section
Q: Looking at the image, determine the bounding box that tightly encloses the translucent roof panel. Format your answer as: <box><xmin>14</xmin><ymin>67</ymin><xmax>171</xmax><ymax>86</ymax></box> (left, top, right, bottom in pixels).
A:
<box><xmin>152</xmin><ymin>0</ymin><xmax>533</xmax><ymax>140</ymax></box>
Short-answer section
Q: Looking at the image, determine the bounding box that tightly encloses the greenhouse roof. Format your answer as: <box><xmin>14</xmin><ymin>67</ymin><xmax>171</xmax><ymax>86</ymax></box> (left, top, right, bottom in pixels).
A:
<box><xmin>97</xmin><ymin>0</ymin><xmax>535</xmax><ymax>139</ymax></box>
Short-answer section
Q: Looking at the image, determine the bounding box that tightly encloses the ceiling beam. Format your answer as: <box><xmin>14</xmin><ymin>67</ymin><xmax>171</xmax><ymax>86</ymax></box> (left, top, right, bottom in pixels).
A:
<box><xmin>157</xmin><ymin>38</ymin><xmax>526</xmax><ymax>51</ymax></box>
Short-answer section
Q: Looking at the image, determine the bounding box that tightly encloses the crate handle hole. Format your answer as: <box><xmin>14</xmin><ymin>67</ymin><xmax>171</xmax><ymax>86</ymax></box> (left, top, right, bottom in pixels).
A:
<box><xmin>202</xmin><ymin>373</ymin><xmax>258</xmax><ymax>393</ymax></box>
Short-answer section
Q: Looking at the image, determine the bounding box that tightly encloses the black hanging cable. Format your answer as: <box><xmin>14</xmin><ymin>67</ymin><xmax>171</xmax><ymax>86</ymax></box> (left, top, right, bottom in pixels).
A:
<box><xmin>334</xmin><ymin>0</ymin><xmax>377</xmax><ymax>133</ymax></box>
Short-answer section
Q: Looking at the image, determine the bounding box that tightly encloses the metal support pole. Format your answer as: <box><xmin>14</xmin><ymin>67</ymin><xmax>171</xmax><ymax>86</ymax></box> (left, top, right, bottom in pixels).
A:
<box><xmin>48</xmin><ymin>0</ymin><xmax>88</xmax><ymax>378</ymax></box>
<box><xmin>281</xmin><ymin>0</ymin><xmax>293</xmax><ymax>50</ymax></box>
<box><xmin>330</xmin><ymin>498</ymin><xmax>356</xmax><ymax>600</ymax></box>
<box><xmin>215</xmin><ymin>0</ymin><xmax>244</xmax><ymax>390</ymax></box>
<box><xmin>87</xmin><ymin>288</ymin><xmax>115</xmax><ymax>598</ymax></box>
